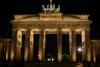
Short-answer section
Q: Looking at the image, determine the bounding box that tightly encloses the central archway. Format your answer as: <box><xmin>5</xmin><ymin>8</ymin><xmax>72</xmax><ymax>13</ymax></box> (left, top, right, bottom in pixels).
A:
<box><xmin>45</xmin><ymin>34</ymin><xmax>57</xmax><ymax>63</ymax></box>
<box><xmin>62</xmin><ymin>34</ymin><xmax>70</xmax><ymax>63</ymax></box>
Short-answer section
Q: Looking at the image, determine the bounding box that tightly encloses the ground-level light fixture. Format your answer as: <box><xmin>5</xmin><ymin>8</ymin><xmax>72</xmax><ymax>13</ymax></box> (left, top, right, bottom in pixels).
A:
<box><xmin>77</xmin><ymin>47</ymin><xmax>82</xmax><ymax>52</ymax></box>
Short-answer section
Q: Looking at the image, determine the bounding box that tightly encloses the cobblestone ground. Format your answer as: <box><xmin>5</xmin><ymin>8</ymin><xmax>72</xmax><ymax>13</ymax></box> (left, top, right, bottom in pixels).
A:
<box><xmin>0</xmin><ymin>63</ymin><xmax>100</xmax><ymax>67</ymax></box>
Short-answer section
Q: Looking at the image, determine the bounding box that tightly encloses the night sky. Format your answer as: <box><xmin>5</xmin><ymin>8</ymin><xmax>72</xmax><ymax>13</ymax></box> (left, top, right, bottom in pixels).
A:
<box><xmin>0</xmin><ymin>0</ymin><xmax>99</xmax><ymax>39</ymax></box>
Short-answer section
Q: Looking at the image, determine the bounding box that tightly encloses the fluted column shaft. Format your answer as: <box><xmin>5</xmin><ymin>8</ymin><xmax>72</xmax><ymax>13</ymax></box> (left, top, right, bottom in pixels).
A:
<box><xmin>16</xmin><ymin>29</ymin><xmax>22</xmax><ymax>61</ymax></box>
<box><xmin>29</xmin><ymin>30</ymin><xmax>34</xmax><ymax>62</ymax></box>
<box><xmin>81</xmin><ymin>30</ymin><xmax>86</xmax><ymax>62</ymax></box>
<box><xmin>25</xmin><ymin>29</ymin><xmax>34</xmax><ymax>62</ymax></box>
<box><xmin>11</xmin><ymin>29</ymin><xmax>17</xmax><ymax>61</ymax></box>
<box><xmin>5</xmin><ymin>42</ymin><xmax>10</xmax><ymax>61</ymax></box>
<box><xmin>24</xmin><ymin>31</ymin><xmax>28</xmax><ymax>62</ymax></box>
<box><xmin>93</xmin><ymin>41</ymin><xmax>96</xmax><ymax>63</ymax></box>
<box><xmin>86</xmin><ymin>30</ymin><xmax>91</xmax><ymax>62</ymax></box>
<box><xmin>39</xmin><ymin>29</ymin><xmax>45</xmax><ymax>62</ymax></box>
<box><xmin>70</xmin><ymin>29</ymin><xmax>76</xmax><ymax>62</ymax></box>
<box><xmin>57</xmin><ymin>29</ymin><xmax>62</xmax><ymax>62</ymax></box>
<box><xmin>69</xmin><ymin>30</ymin><xmax>72</xmax><ymax>62</ymax></box>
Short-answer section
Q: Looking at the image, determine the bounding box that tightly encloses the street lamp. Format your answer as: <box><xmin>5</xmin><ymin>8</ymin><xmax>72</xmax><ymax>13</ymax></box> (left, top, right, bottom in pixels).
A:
<box><xmin>77</xmin><ymin>47</ymin><xmax>82</xmax><ymax>52</ymax></box>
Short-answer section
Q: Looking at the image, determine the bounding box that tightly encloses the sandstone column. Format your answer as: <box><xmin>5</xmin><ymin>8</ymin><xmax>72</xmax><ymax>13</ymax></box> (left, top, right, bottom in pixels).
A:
<box><xmin>24</xmin><ymin>32</ymin><xmax>28</xmax><ymax>62</ymax></box>
<box><xmin>39</xmin><ymin>29</ymin><xmax>45</xmax><ymax>62</ymax></box>
<box><xmin>16</xmin><ymin>29</ymin><xmax>22</xmax><ymax>61</ymax></box>
<box><xmin>69</xmin><ymin>30</ymin><xmax>72</xmax><ymax>62</ymax></box>
<box><xmin>6</xmin><ymin>42</ymin><xmax>10</xmax><ymax>61</ymax></box>
<box><xmin>93</xmin><ymin>41</ymin><xmax>96</xmax><ymax>63</ymax></box>
<box><xmin>81</xmin><ymin>30</ymin><xmax>86</xmax><ymax>62</ymax></box>
<box><xmin>11</xmin><ymin>29</ymin><xmax>17</xmax><ymax>61</ymax></box>
<box><xmin>43</xmin><ymin>30</ymin><xmax>46</xmax><ymax>62</ymax></box>
<box><xmin>29</xmin><ymin>30</ymin><xmax>34</xmax><ymax>62</ymax></box>
<box><xmin>57</xmin><ymin>29</ymin><xmax>62</xmax><ymax>62</ymax></box>
<box><xmin>86</xmin><ymin>30</ymin><xmax>91</xmax><ymax>62</ymax></box>
<box><xmin>25</xmin><ymin>29</ymin><xmax>34</xmax><ymax>62</ymax></box>
<box><xmin>70</xmin><ymin>29</ymin><xmax>76</xmax><ymax>62</ymax></box>
<box><xmin>24</xmin><ymin>30</ymin><xmax>28</xmax><ymax>62</ymax></box>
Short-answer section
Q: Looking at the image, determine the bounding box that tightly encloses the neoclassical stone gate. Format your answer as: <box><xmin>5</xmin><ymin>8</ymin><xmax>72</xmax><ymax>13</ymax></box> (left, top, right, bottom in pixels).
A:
<box><xmin>9</xmin><ymin>0</ymin><xmax>92</xmax><ymax>63</ymax></box>
<box><xmin>10</xmin><ymin>11</ymin><xmax>92</xmax><ymax>63</ymax></box>
<box><xmin>0</xmin><ymin>0</ymin><xmax>100</xmax><ymax>64</ymax></box>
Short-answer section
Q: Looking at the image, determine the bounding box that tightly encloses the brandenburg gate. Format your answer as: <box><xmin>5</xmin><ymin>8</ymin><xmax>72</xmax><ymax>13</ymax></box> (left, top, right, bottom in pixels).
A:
<box><xmin>10</xmin><ymin>0</ymin><xmax>92</xmax><ymax>63</ymax></box>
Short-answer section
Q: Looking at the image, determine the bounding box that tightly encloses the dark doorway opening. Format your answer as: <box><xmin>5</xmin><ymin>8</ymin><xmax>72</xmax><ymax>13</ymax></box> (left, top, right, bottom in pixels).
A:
<box><xmin>62</xmin><ymin>34</ymin><xmax>70</xmax><ymax>63</ymax></box>
<box><xmin>21</xmin><ymin>34</ymin><xmax>25</xmax><ymax>63</ymax></box>
<box><xmin>76</xmin><ymin>34</ymin><xmax>82</xmax><ymax>63</ymax></box>
<box><xmin>33</xmin><ymin>34</ymin><xmax>39</xmax><ymax>63</ymax></box>
<box><xmin>45</xmin><ymin>34</ymin><xmax>57</xmax><ymax>63</ymax></box>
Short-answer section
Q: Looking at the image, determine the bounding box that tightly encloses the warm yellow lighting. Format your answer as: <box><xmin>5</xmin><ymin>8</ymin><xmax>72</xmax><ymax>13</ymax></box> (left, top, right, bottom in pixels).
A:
<box><xmin>30</xmin><ymin>30</ymin><xmax>34</xmax><ymax>47</ymax></box>
<box><xmin>11</xmin><ymin>48</ymin><xmax>14</xmax><ymax>61</ymax></box>
<box><xmin>38</xmin><ymin>50</ymin><xmax>42</xmax><ymax>61</ymax></box>
<box><xmin>29</xmin><ymin>47</ymin><xmax>33</xmax><ymax>61</ymax></box>
<box><xmin>17</xmin><ymin>30</ymin><xmax>22</xmax><ymax>41</ymax></box>
<box><xmin>75</xmin><ymin>29</ymin><xmax>82</xmax><ymax>32</ymax></box>
<box><xmin>6</xmin><ymin>50</ymin><xmax>8</xmax><ymax>61</ymax></box>
<box><xmin>24</xmin><ymin>47</ymin><xmax>28</xmax><ymax>62</ymax></box>
<box><xmin>58</xmin><ymin>52</ymin><xmax>62</xmax><ymax>62</ymax></box>
<box><xmin>17</xmin><ymin>30</ymin><xmax>22</xmax><ymax>47</ymax></box>
<box><xmin>69</xmin><ymin>30</ymin><xmax>72</xmax><ymax>43</ymax></box>
<box><xmin>14</xmin><ymin>15</ymin><xmax>33</xmax><ymax>20</ymax></box>
<box><xmin>20</xmin><ymin>29</ymin><xmax>26</xmax><ymax>31</ymax></box>
<box><xmin>87</xmin><ymin>51</ymin><xmax>91</xmax><ymax>62</ymax></box>
<box><xmin>45</xmin><ymin>29</ymin><xmax>57</xmax><ymax>32</ymax></box>
<box><xmin>62</xmin><ymin>29</ymin><xmax>70</xmax><ymax>32</ymax></box>
<box><xmin>93</xmin><ymin>56</ymin><xmax>96</xmax><ymax>63</ymax></box>
<box><xmin>72</xmin><ymin>55</ymin><xmax>76</xmax><ymax>62</ymax></box>
<box><xmin>31</xmin><ymin>29</ymin><xmax>40</xmax><ymax>32</ymax></box>
<box><xmin>82</xmin><ymin>30</ymin><xmax>85</xmax><ymax>42</ymax></box>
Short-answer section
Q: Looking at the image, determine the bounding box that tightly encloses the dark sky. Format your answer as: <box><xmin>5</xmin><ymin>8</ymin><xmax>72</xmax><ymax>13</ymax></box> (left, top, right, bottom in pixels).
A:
<box><xmin>0</xmin><ymin>0</ymin><xmax>99</xmax><ymax>39</ymax></box>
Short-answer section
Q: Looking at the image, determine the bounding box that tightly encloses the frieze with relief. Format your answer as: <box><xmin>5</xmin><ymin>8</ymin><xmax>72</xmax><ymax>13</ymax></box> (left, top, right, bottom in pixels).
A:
<box><xmin>12</xmin><ymin>22</ymin><xmax>90</xmax><ymax>29</ymax></box>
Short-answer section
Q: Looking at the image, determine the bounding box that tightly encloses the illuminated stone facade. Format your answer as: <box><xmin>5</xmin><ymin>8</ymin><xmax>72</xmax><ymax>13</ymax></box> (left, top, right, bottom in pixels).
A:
<box><xmin>0</xmin><ymin>0</ymin><xmax>100</xmax><ymax>63</ymax></box>
<box><xmin>10</xmin><ymin>12</ymin><xmax>91</xmax><ymax>62</ymax></box>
